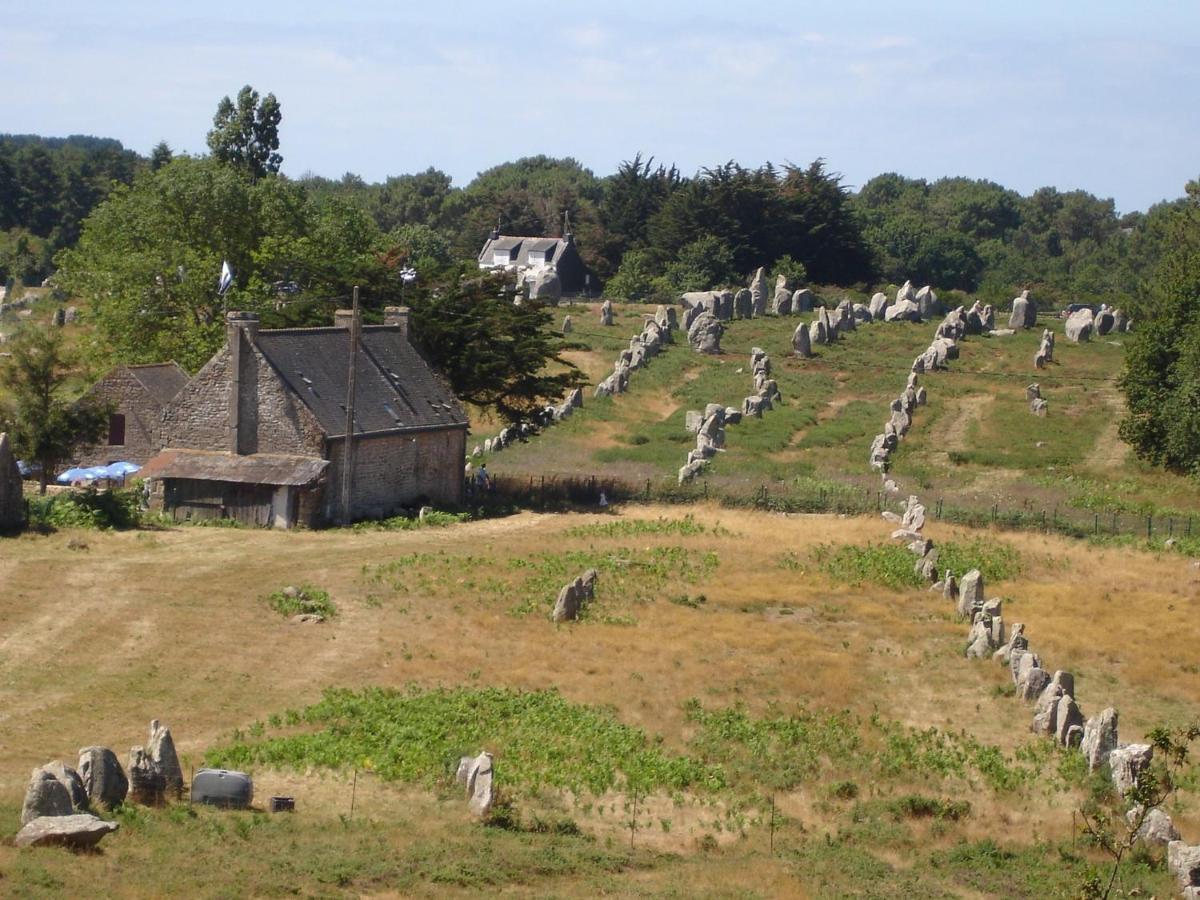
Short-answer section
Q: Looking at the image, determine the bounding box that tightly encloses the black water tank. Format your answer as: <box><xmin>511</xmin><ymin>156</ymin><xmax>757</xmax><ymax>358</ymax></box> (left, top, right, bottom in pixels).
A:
<box><xmin>190</xmin><ymin>768</ymin><xmax>253</xmax><ymax>809</ymax></box>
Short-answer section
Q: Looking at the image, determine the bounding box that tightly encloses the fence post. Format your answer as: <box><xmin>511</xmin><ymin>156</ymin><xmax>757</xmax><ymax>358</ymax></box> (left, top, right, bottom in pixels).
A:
<box><xmin>1094</xmin><ymin>514</ymin><xmax>1099</xmax><ymax>534</ymax></box>
<box><xmin>1169</xmin><ymin>517</ymin><xmax>1174</xmax><ymax>537</ymax></box>
<box><xmin>645</xmin><ymin>479</ymin><xmax>651</xmax><ymax>501</ymax></box>
<box><xmin>1147</xmin><ymin>515</ymin><xmax>1153</xmax><ymax>540</ymax></box>
<box><xmin>1189</xmin><ymin>516</ymin><xmax>1194</xmax><ymax>538</ymax></box>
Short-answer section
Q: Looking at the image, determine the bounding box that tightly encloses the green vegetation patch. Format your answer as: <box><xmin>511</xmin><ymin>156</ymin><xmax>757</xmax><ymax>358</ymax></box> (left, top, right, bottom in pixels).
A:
<box><xmin>563</xmin><ymin>514</ymin><xmax>730</xmax><ymax>539</ymax></box>
<box><xmin>26</xmin><ymin>486</ymin><xmax>142</xmax><ymax>530</ymax></box>
<box><xmin>208</xmin><ymin>686</ymin><xmax>719</xmax><ymax>795</ymax></box>
<box><xmin>364</xmin><ymin>545</ymin><xmax>718</xmax><ymax>621</ymax></box>
<box><xmin>813</xmin><ymin>538</ymin><xmax>1021</xmax><ymax>590</ymax></box>
<box><xmin>265</xmin><ymin>584</ymin><xmax>337</xmax><ymax>619</ymax></box>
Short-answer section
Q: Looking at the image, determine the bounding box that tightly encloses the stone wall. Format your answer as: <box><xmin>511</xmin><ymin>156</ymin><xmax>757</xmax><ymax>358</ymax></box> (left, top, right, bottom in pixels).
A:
<box><xmin>324</xmin><ymin>426</ymin><xmax>466</xmax><ymax>522</ymax></box>
<box><xmin>76</xmin><ymin>369</ymin><xmax>166</xmax><ymax>466</ymax></box>
<box><xmin>161</xmin><ymin>343</ymin><xmax>325</xmax><ymax>457</ymax></box>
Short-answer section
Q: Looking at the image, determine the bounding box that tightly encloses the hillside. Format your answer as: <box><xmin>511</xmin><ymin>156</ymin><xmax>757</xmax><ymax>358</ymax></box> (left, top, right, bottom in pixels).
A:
<box><xmin>480</xmin><ymin>293</ymin><xmax>1200</xmax><ymax>535</ymax></box>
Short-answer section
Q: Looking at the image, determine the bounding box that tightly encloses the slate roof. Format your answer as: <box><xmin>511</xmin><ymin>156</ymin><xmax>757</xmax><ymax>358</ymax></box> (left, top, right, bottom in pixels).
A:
<box><xmin>479</xmin><ymin>234</ymin><xmax>569</xmax><ymax>268</ymax></box>
<box><xmin>126</xmin><ymin>362</ymin><xmax>189</xmax><ymax>406</ymax></box>
<box><xmin>252</xmin><ymin>325</ymin><xmax>467</xmax><ymax>438</ymax></box>
<box><xmin>140</xmin><ymin>449</ymin><xmax>328</xmax><ymax>486</ymax></box>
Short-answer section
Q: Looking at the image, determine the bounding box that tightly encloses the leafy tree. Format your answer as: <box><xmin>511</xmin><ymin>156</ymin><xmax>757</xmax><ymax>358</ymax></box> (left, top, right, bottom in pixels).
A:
<box><xmin>605</xmin><ymin>248</ymin><xmax>662</xmax><ymax>302</ymax></box>
<box><xmin>659</xmin><ymin>234</ymin><xmax>737</xmax><ymax>294</ymax></box>
<box><xmin>206</xmin><ymin>85</ymin><xmax>283</xmax><ymax>180</ymax></box>
<box><xmin>57</xmin><ymin>156</ymin><xmax>385</xmax><ymax>369</ymax></box>
<box><xmin>0</xmin><ymin>325</ymin><xmax>108</xmax><ymax>493</ymax></box>
<box><xmin>406</xmin><ymin>270</ymin><xmax>584</xmax><ymax>423</ymax></box>
<box><xmin>368</xmin><ymin>168</ymin><xmax>455</xmax><ymax>233</ymax></box>
<box><xmin>601</xmin><ymin>154</ymin><xmax>680</xmax><ymax>265</ymax></box>
<box><xmin>1119</xmin><ymin>179</ymin><xmax>1200</xmax><ymax>471</ymax></box>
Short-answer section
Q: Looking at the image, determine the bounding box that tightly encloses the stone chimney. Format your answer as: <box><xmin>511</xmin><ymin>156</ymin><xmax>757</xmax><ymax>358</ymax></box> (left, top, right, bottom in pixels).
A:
<box><xmin>383</xmin><ymin>306</ymin><xmax>410</xmax><ymax>338</ymax></box>
<box><xmin>225</xmin><ymin>311</ymin><xmax>259</xmax><ymax>454</ymax></box>
<box><xmin>333</xmin><ymin>309</ymin><xmax>358</xmax><ymax>329</ymax></box>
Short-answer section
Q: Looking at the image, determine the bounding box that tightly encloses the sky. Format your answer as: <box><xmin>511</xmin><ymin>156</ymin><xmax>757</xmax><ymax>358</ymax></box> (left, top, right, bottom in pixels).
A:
<box><xmin>2</xmin><ymin>0</ymin><xmax>1197</xmax><ymax>213</ymax></box>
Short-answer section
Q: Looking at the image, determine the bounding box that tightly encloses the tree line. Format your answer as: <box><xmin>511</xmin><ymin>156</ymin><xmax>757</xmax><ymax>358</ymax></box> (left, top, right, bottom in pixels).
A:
<box><xmin>5</xmin><ymin>85</ymin><xmax>1199</xmax><ymax>471</ymax></box>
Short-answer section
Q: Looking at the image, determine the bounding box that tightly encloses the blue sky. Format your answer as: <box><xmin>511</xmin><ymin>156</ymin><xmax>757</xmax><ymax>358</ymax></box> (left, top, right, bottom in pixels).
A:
<box><xmin>3</xmin><ymin>0</ymin><xmax>1196</xmax><ymax>212</ymax></box>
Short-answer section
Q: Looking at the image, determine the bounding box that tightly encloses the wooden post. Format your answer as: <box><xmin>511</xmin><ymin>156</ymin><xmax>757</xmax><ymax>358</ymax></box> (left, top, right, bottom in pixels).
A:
<box><xmin>340</xmin><ymin>286</ymin><xmax>360</xmax><ymax>525</ymax></box>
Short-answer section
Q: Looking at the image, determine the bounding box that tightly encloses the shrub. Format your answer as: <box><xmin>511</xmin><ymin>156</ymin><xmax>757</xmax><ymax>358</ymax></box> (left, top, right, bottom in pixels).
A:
<box><xmin>26</xmin><ymin>486</ymin><xmax>142</xmax><ymax>530</ymax></box>
<box><xmin>265</xmin><ymin>584</ymin><xmax>337</xmax><ymax>619</ymax></box>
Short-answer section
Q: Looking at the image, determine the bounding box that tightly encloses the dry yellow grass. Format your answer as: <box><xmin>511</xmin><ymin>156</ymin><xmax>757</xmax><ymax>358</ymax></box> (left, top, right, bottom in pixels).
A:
<box><xmin>0</xmin><ymin>505</ymin><xmax>1196</xmax><ymax>892</ymax></box>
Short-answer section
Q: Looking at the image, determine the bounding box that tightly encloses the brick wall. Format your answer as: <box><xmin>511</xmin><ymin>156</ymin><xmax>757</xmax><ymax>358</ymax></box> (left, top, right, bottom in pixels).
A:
<box><xmin>323</xmin><ymin>426</ymin><xmax>466</xmax><ymax>521</ymax></box>
<box><xmin>77</xmin><ymin>368</ymin><xmax>166</xmax><ymax>466</ymax></box>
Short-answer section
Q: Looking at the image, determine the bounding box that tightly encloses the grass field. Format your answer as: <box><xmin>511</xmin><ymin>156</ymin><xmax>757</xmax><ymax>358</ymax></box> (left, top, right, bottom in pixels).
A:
<box><xmin>482</xmin><ymin>297</ymin><xmax>1200</xmax><ymax>528</ymax></box>
<box><xmin>1</xmin><ymin>505</ymin><xmax>1197</xmax><ymax>896</ymax></box>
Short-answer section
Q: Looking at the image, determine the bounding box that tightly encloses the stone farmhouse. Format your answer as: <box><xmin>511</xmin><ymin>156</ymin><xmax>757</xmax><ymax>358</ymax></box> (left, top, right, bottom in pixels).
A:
<box><xmin>477</xmin><ymin>228</ymin><xmax>590</xmax><ymax>295</ymax></box>
<box><xmin>77</xmin><ymin>363</ymin><xmax>189</xmax><ymax>466</ymax></box>
<box><xmin>139</xmin><ymin>307</ymin><xmax>468</xmax><ymax>528</ymax></box>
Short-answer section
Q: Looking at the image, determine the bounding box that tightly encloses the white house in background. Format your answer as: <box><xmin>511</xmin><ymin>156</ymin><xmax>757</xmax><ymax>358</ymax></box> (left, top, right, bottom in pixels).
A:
<box><xmin>477</xmin><ymin>228</ymin><xmax>590</xmax><ymax>294</ymax></box>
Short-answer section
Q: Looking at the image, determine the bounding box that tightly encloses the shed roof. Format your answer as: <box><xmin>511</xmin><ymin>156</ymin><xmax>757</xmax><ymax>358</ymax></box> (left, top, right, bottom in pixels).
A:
<box><xmin>139</xmin><ymin>449</ymin><xmax>328</xmax><ymax>486</ymax></box>
<box><xmin>252</xmin><ymin>325</ymin><xmax>467</xmax><ymax>438</ymax></box>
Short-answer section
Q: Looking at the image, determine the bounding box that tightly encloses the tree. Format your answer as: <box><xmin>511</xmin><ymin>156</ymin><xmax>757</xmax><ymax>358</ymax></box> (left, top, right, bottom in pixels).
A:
<box><xmin>0</xmin><ymin>326</ymin><xmax>108</xmax><ymax>493</ymax></box>
<box><xmin>1119</xmin><ymin>180</ymin><xmax>1200</xmax><ymax>472</ymax></box>
<box><xmin>206</xmin><ymin>85</ymin><xmax>283</xmax><ymax>180</ymax></box>
<box><xmin>1077</xmin><ymin>722</ymin><xmax>1200</xmax><ymax>899</ymax></box>
<box><xmin>56</xmin><ymin>156</ymin><xmax>385</xmax><ymax>370</ymax></box>
<box><xmin>150</xmin><ymin>141</ymin><xmax>173</xmax><ymax>171</ymax></box>
<box><xmin>406</xmin><ymin>270</ymin><xmax>584</xmax><ymax>423</ymax></box>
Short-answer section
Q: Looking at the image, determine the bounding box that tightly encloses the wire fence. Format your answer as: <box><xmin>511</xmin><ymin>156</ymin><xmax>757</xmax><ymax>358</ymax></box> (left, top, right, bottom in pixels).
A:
<box><xmin>485</xmin><ymin>472</ymin><xmax>1196</xmax><ymax>543</ymax></box>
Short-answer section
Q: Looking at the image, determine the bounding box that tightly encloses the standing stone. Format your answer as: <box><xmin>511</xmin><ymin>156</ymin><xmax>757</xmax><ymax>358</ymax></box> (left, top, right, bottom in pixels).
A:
<box><xmin>896</xmin><ymin>280</ymin><xmax>917</xmax><ymax>304</ymax></box>
<box><xmin>127</xmin><ymin>747</ymin><xmax>165</xmax><ymax>805</ymax></box>
<box><xmin>734</xmin><ymin>289</ymin><xmax>752</xmax><ymax>319</ymax></box>
<box><xmin>792</xmin><ymin>288</ymin><xmax>814</xmax><ymax>313</ymax></box>
<box><xmin>78</xmin><ymin>747</ymin><xmax>129</xmax><ymax>810</ymax></box>
<box><xmin>1018</xmin><ymin>666</ymin><xmax>1051</xmax><ymax>702</ymax></box>
<box><xmin>1054</xmin><ymin>695</ymin><xmax>1084</xmax><ymax>747</ymax></box>
<box><xmin>1168</xmin><ymin>841</ymin><xmax>1200</xmax><ymax>896</ymax></box>
<box><xmin>1065</xmin><ymin>308</ymin><xmax>1094</xmax><ymax>343</ymax></box>
<box><xmin>466</xmin><ymin>751</ymin><xmax>495</xmax><ymax>817</ymax></box>
<box><xmin>599</xmin><ymin>299</ymin><xmax>614</xmax><ymax>326</ymax></box>
<box><xmin>868</xmin><ymin>292</ymin><xmax>889</xmax><ymax>320</ymax></box>
<box><xmin>772</xmin><ymin>275</ymin><xmax>792</xmax><ymax>315</ymax></box>
<box><xmin>749</xmin><ymin>268</ymin><xmax>767</xmax><ymax>317</ymax></box>
<box><xmin>1031</xmin><ymin>682</ymin><xmax>1064</xmax><ymax>736</ymax></box>
<box><xmin>148</xmin><ymin>720</ymin><xmax>183</xmax><ymax>799</ymax></box>
<box><xmin>957</xmin><ymin>569</ymin><xmax>983</xmax><ymax>619</ymax></box>
<box><xmin>552</xmin><ymin>579</ymin><xmax>583</xmax><ymax>622</ymax></box>
<box><xmin>528</xmin><ymin>269</ymin><xmax>562</xmax><ymax>302</ymax></box>
<box><xmin>1080</xmin><ymin>707</ymin><xmax>1118</xmax><ymax>771</ymax></box>
<box><xmin>1128</xmin><ymin>807</ymin><xmax>1180</xmax><ymax>846</ymax></box>
<box><xmin>687</xmin><ymin>312</ymin><xmax>724</xmax><ymax>354</ymax></box>
<box><xmin>42</xmin><ymin>761</ymin><xmax>88</xmax><ymax>812</ymax></box>
<box><xmin>562</xmin><ymin>315</ymin><xmax>573</xmax><ymax>334</ymax></box>
<box><xmin>1009</xmin><ymin>290</ymin><xmax>1036</xmax><ymax>329</ymax></box>
<box><xmin>792</xmin><ymin>322</ymin><xmax>812</xmax><ymax>358</ymax></box>
<box><xmin>21</xmin><ymin>768</ymin><xmax>75</xmax><ymax>825</ymax></box>
<box><xmin>915</xmin><ymin>285</ymin><xmax>938</xmax><ymax>318</ymax></box>
<box><xmin>1110</xmin><ymin>744</ymin><xmax>1154</xmax><ymax>797</ymax></box>
<box><xmin>1095</xmin><ymin>306</ymin><xmax>1114</xmax><ymax>336</ymax></box>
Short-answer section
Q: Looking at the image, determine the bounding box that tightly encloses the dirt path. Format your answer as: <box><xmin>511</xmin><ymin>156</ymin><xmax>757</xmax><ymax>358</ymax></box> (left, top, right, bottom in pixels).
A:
<box><xmin>1083</xmin><ymin>383</ymin><xmax>1129</xmax><ymax>469</ymax></box>
<box><xmin>939</xmin><ymin>394</ymin><xmax>992</xmax><ymax>456</ymax></box>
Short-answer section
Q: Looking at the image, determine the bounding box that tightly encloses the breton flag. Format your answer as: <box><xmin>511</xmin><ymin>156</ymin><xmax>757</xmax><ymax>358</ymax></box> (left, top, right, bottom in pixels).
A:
<box><xmin>400</xmin><ymin>267</ymin><xmax>417</xmax><ymax>284</ymax></box>
<box><xmin>218</xmin><ymin>259</ymin><xmax>234</xmax><ymax>295</ymax></box>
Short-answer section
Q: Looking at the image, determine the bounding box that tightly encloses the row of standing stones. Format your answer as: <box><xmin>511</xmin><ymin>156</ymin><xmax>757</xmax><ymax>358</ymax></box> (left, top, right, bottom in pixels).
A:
<box><xmin>16</xmin><ymin>719</ymin><xmax>183</xmax><ymax>849</ymax></box>
<box><xmin>860</xmin><ymin>299</ymin><xmax>1199</xmax><ymax>898</ymax></box>
<box><xmin>676</xmin><ymin>347</ymin><xmax>777</xmax><ymax>485</ymax></box>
